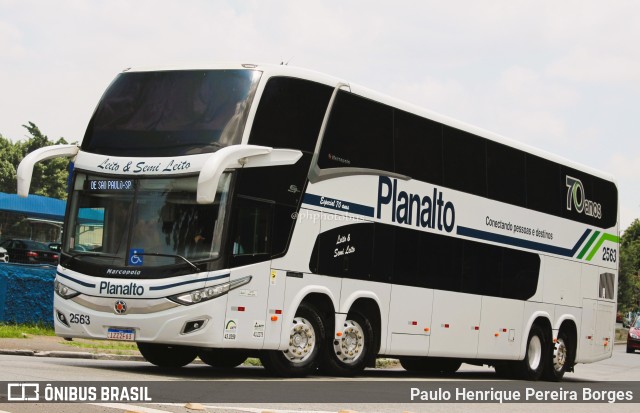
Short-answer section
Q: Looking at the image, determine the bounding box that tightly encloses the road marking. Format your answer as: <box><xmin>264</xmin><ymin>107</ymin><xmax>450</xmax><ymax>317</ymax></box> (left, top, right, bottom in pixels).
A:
<box><xmin>202</xmin><ymin>406</ymin><xmax>336</xmax><ymax>413</ymax></box>
<box><xmin>89</xmin><ymin>403</ymin><xmax>172</xmax><ymax>413</ymax></box>
<box><xmin>158</xmin><ymin>404</ymin><xmax>336</xmax><ymax>413</ymax></box>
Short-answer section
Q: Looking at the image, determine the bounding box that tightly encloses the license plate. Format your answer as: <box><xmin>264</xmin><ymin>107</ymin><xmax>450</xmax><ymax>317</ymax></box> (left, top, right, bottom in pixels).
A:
<box><xmin>107</xmin><ymin>328</ymin><xmax>135</xmax><ymax>341</ymax></box>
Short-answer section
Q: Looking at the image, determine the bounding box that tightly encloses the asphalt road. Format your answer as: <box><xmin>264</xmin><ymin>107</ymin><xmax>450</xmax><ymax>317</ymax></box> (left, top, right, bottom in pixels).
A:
<box><xmin>1</xmin><ymin>344</ymin><xmax>639</xmax><ymax>413</ymax></box>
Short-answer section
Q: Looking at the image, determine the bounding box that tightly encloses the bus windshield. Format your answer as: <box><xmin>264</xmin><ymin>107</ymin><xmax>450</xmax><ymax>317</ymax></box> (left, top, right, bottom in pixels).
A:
<box><xmin>63</xmin><ymin>173</ymin><xmax>231</xmax><ymax>270</ymax></box>
<box><xmin>81</xmin><ymin>69</ymin><xmax>262</xmax><ymax>157</ymax></box>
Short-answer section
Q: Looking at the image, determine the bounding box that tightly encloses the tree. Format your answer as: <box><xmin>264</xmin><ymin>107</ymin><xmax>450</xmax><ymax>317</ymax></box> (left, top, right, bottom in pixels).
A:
<box><xmin>0</xmin><ymin>122</ymin><xmax>73</xmax><ymax>199</ymax></box>
<box><xmin>0</xmin><ymin>134</ymin><xmax>20</xmax><ymax>193</ymax></box>
<box><xmin>619</xmin><ymin>219</ymin><xmax>640</xmax><ymax>313</ymax></box>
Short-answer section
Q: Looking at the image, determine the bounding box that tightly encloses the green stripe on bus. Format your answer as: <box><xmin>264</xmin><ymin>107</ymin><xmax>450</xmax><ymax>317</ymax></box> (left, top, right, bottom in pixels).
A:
<box><xmin>577</xmin><ymin>231</ymin><xmax>600</xmax><ymax>259</ymax></box>
<box><xmin>585</xmin><ymin>233</ymin><xmax>620</xmax><ymax>261</ymax></box>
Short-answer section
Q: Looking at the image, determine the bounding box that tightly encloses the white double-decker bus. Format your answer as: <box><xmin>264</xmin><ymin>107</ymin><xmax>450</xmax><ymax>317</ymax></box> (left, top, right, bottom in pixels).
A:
<box><xmin>17</xmin><ymin>64</ymin><xmax>618</xmax><ymax>380</ymax></box>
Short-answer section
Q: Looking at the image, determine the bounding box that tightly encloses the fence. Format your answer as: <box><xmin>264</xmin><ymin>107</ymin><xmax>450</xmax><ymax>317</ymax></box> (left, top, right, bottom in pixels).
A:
<box><xmin>0</xmin><ymin>263</ymin><xmax>56</xmax><ymax>325</ymax></box>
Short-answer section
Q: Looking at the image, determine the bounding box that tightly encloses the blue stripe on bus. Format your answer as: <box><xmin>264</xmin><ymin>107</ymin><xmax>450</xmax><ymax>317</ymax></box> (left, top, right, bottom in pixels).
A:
<box><xmin>456</xmin><ymin>226</ymin><xmax>592</xmax><ymax>258</ymax></box>
<box><xmin>56</xmin><ymin>272</ymin><xmax>96</xmax><ymax>288</ymax></box>
<box><xmin>302</xmin><ymin>193</ymin><xmax>375</xmax><ymax>217</ymax></box>
<box><xmin>149</xmin><ymin>273</ymin><xmax>230</xmax><ymax>291</ymax></box>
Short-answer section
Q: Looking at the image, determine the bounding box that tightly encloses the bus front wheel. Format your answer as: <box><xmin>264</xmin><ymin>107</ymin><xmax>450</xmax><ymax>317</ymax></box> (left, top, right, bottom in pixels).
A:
<box><xmin>137</xmin><ymin>342</ymin><xmax>197</xmax><ymax>368</ymax></box>
<box><xmin>260</xmin><ymin>302</ymin><xmax>325</xmax><ymax>377</ymax></box>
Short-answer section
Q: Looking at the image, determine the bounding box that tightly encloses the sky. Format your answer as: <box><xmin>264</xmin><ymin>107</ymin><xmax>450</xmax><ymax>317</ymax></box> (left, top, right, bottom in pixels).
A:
<box><xmin>1</xmin><ymin>0</ymin><xmax>638</xmax><ymax>231</ymax></box>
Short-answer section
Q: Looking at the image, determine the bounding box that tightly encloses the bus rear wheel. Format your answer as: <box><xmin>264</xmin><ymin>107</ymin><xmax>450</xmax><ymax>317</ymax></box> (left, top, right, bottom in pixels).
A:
<box><xmin>137</xmin><ymin>342</ymin><xmax>197</xmax><ymax>368</ymax></box>
<box><xmin>321</xmin><ymin>313</ymin><xmax>373</xmax><ymax>376</ymax></box>
<box><xmin>543</xmin><ymin>329</ymin><xmax>574</xmax><ymax>381</ymax></box>
<box><xmin>199</xmin><ymin>349</ymin><xmax>248</xmax><ymax>369</ymax></box>
<box><xmin>260</xmin><ymin>302</ymin><xmax>324</xmax><ymax>377</ymax></box>
<box><xmin>515</xmin><ymin>325</ymin><xmax>548</xmax><ymax>380</ymax></box>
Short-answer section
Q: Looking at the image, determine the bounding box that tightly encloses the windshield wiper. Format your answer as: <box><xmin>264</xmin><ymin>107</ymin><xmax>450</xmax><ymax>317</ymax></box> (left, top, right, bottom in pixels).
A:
<box><xmin>65</xmin><ymin>251</ymin><xmax>122</xmax><ymax>265</ymax></box>
<box><xmin>137</xmin><ymin>252</ymin><xmax>201</xmax><ymax>272</ymax></box>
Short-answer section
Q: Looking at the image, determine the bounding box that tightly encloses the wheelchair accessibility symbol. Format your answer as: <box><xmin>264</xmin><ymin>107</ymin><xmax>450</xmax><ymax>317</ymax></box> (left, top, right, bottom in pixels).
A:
<box><xmin>129</xmin><ymin>249</ymin><xmax>144</xmax><ymax>266</ymax></box>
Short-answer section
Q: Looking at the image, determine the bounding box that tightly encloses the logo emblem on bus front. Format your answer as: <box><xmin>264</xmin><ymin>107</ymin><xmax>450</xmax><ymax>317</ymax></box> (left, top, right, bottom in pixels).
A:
<box><xmin>114</xmin><ymin>300</ymin><xmax>127</xmax><ymax>315</ymax></box>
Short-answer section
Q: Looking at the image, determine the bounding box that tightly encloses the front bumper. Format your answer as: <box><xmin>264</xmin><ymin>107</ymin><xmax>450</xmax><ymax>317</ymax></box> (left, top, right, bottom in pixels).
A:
<box><xmin>53</xmin><ymin>292</ymin><xmax>228</xmax><ymax>348</ymax></box>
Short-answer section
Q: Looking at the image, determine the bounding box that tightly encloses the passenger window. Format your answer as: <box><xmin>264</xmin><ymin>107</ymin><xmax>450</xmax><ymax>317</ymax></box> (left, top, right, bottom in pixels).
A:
<box><xmin>392</xmin><ymin>227</ymin><xmax>421</xmax><ymax>286</ymax></box>
<box><xmin>234</xmin><ymin>153</ymin><xmax>311</xmax><ymax>207</ymax></box>
<box><xmin>229</xmin><ymin>198</ymin><xmax>272</xmax><ymax>266</ymax></box>
<box><xmin>526</xmin><ymin>155</ymin><xmax>562</xmax><ymax>216</ymax></box>
<box><xmin>318</xmin><ymin>91</ymin><xmax>394</xmax><ymax>172</ymax></box>
<box><xmin>486</xmin><ymin>141</ymin><xmax>526</xmax><ymax>207</ymax></box>
<box><xmin>249</xmin><ymin>77</ymin><xmax>332</xmax><ymax>153</ymax></box>
<box><xmin>442</xmin><ymin>126</ymin><xmax>487</xmax><ymax>196</ymax></box>
<box><xmin>394</xmin><ymin>110</ymin><xmax>443</xmax><ymax>185</ymax></box>
<box><xmin>310</xmin><ymin>223</ymin><xmax>374</xmax><ymax>279</ymax></box>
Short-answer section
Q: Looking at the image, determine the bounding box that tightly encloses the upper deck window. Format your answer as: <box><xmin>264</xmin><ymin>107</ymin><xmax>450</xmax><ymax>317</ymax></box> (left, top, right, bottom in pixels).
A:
<box><xmin>82</xmin><ymin>69</ymin><xmax>261</xmax><ymax>157</ymax></box>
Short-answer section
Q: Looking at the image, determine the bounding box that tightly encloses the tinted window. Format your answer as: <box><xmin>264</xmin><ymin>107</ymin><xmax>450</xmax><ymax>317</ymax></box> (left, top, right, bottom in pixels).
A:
<box><xmin>562</xmin><ymin>166</ymin><xmax>593</xmax><ymax>223</ymax></box>
<box><xmin>318</xmin><ymin>91</ymin><xmax>394</xmax><ymax>172</ymax></box>
<box><xmin>561</xmin><ymin>166</ymin><xmax>617</xmax><ymax>229</ymax></box>
<box><xmin>249</xmin><ymin>77</ymin><xmax>333</xmax><ymax>153</ymax></box>
<box><xmin>393</xmin><ymin>227</ymin><xmax>421</xmax><ymax>286</ymax></box>
<box><xmin>502</xmin><ymin>248</ymin><xmax>540</xmax><ymax>300</ymax></box>
<box><xmin>235</xmin><ymin>153</ymin><xmax>311</xmax><ymax>206</ymax></box>
<box><xmin>372</xmin><ymin>223</ymin><xmax>395</xmax><ymax>283</ymax></box>
<box><xmin>310</xmin><ymin>223</ymin><xmax>374</xmax><ymax>280</ymax></box>
<box><xmin>487</xmin><ymin>141</ymin><xmax>526</xmax><ymax>207</ymax></box>
<box><xmin>310</xmin><ymin>223</ymin><xmax>541</xmax><ymax>300</ymax></box>
<box><xmin>233</xmin><ymin>153</ymin><xmax>312</xmax><ymax>259</ymax></box>
<box><xmin>526</xmin><ymin>155</ymin><xmax>562</xmax><ymax>216</ymax></box>
<box><xmin>272</xmin><ymin>205</ymin><xmax>297</xmax><ymax>257</ymax></box>
<box><xmin>442</xmin><ymin>126</ymin><xmax>487</xmax><ymax>196</ymax></box>
<box><xmin>394</xmin><ymin>110</ymin><xmax>443</xmax><ymax>184</ymax></box>
<box><xmin>82</xmin><ymin>70</ymin><xmax>261</xmax><ymax>157</ymax></box>
<box><xmin>228</xmin><ymin>197</ymin><xmax>272</xmax><ymax>267</ymax></box>
<box><xmin>461</xmin><ymin>240</ymin><xmax>502</xmax><ymax>296</ymax></box>
<box><xmin>418</xmin><ymin>231</ymin><xmax>462</xmax><ymax>292</ymax></box>
<box><xmin>590</xmin><ymin>177</ymin><xmax>618</xmax><ymax>229</ymax></box>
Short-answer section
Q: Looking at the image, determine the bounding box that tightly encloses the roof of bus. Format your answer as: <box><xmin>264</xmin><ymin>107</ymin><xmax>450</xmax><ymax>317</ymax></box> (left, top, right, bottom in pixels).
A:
<box><xmin>123</xmin><ymin>63</ymin><xmax>616</xmax><ymax>184</ymax></box>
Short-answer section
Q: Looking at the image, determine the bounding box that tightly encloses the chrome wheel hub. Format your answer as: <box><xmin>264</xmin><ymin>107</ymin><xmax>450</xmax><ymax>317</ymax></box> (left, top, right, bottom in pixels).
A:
<box><xmin>553</xmin><ymin>338</ymin><xmax>567</xmax><ymax>372</ymax></box>
<box><xmin>284</xmin><ymin>317</ymin><xmax>315</xmax><ymax>364</ymax></box>
<box><xmin>333</xmin><ymin>320</ymin><xmax>365</xmax><ymax>365</ymax></box>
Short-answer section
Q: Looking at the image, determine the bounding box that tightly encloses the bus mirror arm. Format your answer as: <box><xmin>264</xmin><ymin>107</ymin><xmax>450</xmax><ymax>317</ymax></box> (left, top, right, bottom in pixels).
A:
<box><xmin>197</xmin><ymin>145</ymin><xmax>302</xmax><ymax>204</ymax></box>
<box><xmin>17</xmin><ymin>144</ymin><xmax>79</xmax><ymax>197</ymax></box>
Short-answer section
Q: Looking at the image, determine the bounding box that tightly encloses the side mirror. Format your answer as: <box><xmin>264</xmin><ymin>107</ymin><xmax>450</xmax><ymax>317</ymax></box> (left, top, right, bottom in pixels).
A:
<box><xmin>17</xmin><ymin>144</ymin><xmax>79</xmax><ymax>197</ymax></box>
<box><xmin>197</xmin><ymin>145</ymin><xmax>302</xmax><ymax>204</ymax></box>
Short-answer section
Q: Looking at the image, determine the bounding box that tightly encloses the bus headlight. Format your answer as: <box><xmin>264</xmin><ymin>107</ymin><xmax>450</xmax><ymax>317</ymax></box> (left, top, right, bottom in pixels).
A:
<box><xmin>169</xmin><ymin>275</ymin><xmax>252</xmax><ymax>306</ymax></box>
<box><xmin>54</xmin><ymin>280</ymin><xmax>80</xmax><ymax>299</ymax></box>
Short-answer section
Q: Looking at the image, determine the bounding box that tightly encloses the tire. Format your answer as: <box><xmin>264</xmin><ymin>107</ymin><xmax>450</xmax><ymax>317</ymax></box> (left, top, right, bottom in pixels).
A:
<box><xmin>543</xmin><ymin>328</ymin><xmax>575</xmax><ymax>381</ymax></box>
<box><xmin>627</xmin><ymin>346</ymin><xmax>634</xmax><ymax>354</ymax></box>
<box><xmin>260</xmin><ymin>302</ymin><xmax>325</xmax><ymax>377</ymax></box>
<box><xmin>321</xmin><ymin>312</ymin><xmax>373</xmax><ymax>376</ymax></box>
<box><xmin>199</xmin><ymin>349</ymin><xmax>248</xmax><ymax>368</ymax></box>
<box><xmin>137</xmin><ymin>342</ymin><xmax>197</xmax><ymax>368</ymax></box>
<box><xmin>515</xmin><ymin>324</ymin><xmax>548</xmax><ymax>381</ymax></box>
<box><xmin>400</xmin><ymin>357</ymin><xmax>461</xmax><ymax>375</ymax></box>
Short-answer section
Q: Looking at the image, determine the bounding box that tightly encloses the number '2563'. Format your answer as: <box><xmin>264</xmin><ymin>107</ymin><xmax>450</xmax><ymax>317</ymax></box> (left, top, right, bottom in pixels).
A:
<box><xmin>69</xmin><ymin>313</ymin><xmax>90</xmax><ymax>325</ymax></box>
<box><xmin>602</xmin><ymin>247</ymin><xmax>617</xmax><ymax>263</ymax></box>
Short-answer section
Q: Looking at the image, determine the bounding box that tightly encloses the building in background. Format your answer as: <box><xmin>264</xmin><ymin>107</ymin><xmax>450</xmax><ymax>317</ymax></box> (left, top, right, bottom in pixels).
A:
<box><xmin>0</xmin><ymin>192</ymin><xmax>65</xmax><ymax>243</ymax></box>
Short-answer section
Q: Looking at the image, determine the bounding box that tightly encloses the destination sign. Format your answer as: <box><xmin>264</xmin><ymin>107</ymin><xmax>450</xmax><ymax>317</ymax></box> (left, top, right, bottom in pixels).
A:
<box><xmin>86</xmin><ymin>179</ymin><xmax>134</xmax><ymax>191</ymax></box>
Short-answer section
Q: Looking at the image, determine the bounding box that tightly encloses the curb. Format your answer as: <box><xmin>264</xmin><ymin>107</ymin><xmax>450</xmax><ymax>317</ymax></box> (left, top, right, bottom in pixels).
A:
<box><xmin>0</xmin><ymin>348</ymin><xmax>145</xmax><ymax>362</ymax></box>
